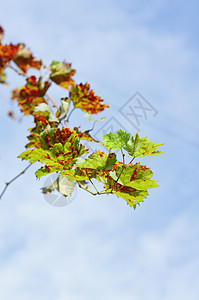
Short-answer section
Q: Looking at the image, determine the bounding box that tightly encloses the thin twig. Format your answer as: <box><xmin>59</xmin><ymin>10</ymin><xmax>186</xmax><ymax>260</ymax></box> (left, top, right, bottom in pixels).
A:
<box><xmin>129</xmin><ymin>157</ymin><xmax>135</xmax><ymax>164</ymax></box>
<box><xmin>77</xmin><ymin>181</ymin><xmax>97</xmax><ymax>195</ymax></box>
<box><xmin>8</xmin><ymin>63</ymin><xmax>26</xmax><ymax>76</ymax></box>
<box><xmin>98</xmin><ymin>191</ymin><xmax>111</xmax><ymax>195</ymax></box>
<box><xmin>66</xmin><ymin>106</ymin><xmax>76</xmax><ymax>122</ymax></box>
<box><xmin>89</xmin><ymin>178</ymin><xmax>100</xmax><ymax>194</ymax></box>
<box><xmin>46</xmin><ymin>94</ymin><xmax>59</xmax><ymax>110</ymax></box>
<box><xmin>121</xmin><ymin>149</ymin><xmax>125</xmax><ymax>164</ymax></box>
<box><xmin>85</xmin><ymin>169</ymin><xmax>99</xmax><ymax>194</ymax></box>
<box><xmin>87</xmin><ymin>121</ymin><xmax>96</xmax><ymax>133</ymax></box>
<box><xmin>110</xmin><ymin>150</ymin><xmax>125</xmax><ymax>192</ymax></box>
<box><xmin>0</xmin><ymin>163</ymin><xmax>32</xmax><ymax>200</ymax></box>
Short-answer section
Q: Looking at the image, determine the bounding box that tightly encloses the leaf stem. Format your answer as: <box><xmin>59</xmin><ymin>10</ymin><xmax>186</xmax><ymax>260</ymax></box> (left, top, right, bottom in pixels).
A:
<box><xmin>89</xmin><ymin>179</ymin><xmax>100</xmax><ymax>194</ymax></box>
<box><xmin>110</xmin><ymin>149</ymin><xmax>125</xmax><ymax>192</ymax></box>
<box><xmin>77</xmin><ymin>181</ymin><xmax>97</xmax><ymax>195</ymax></box>
<box><xmin>129</xmin><ymin>157</ymin><xmax>135</xmax><ymax>165</ymax></box>
<box><xmin>87</xmin><ymin>121</ymin><xmax>96</xmax><ymax>133</ymax></box>
<box><xmin>121</xmin><ymin>149</ymin><xmax>125</xmax><ymax>164</ymax></box>
<box><xmin>66</xmin><ymin>105</ymin><xmax>76</xmax><ymax>123</ymax></box>
<box><xmin>8</xmin><ymin>63</ymin><xmax>26</xmax><ymax>76</ymax></box>
<box><xmin>84</xmin><ymin>169</ymin><xmax>99</xmax><ymax>194</ymax></box>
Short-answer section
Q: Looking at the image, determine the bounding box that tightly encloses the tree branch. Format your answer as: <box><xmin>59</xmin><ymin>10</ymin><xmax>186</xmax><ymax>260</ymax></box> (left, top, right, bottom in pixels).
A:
<box><xmin>0</xmin><ymin>163</ymin><xmax>32</xmax><ymax>200</ymax></box>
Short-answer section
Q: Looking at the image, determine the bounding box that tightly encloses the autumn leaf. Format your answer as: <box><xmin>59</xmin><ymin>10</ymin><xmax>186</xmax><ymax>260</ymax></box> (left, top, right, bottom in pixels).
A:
<box><xmin>26</xmin><ymin>115</ymin><xmax>56</xmax><ymax>149</ymax></box>
<box><xmin>19</xmin><ymin>127</ymin><xmax>87</xmax><ymax>178</ymax></box>
<box><xmin>0</xmin><ymin>26</ymin><xmax>4</xmax><ymax>43</ymax></box>
<box><xmin>0</xmin><ymin>44</ymin><xmax>19</xmax><ymax>68</ymax></box>
<box><xmin>13</xmin><ymin>44</ymin><xmax>42</xmax><ymax>73</ymax></box>
<box><xmin>70</xmin><ymin>83</ymin><xmax>109</xmax><ymax>114</ymax></box>
<box><xmin>73</xmin><ymin>126</ymin><xmax>103</xmax><ymax>147</ymax></box>
<box><xmin>50</xmin><ymin>61</ymin><xmax>76</xmax><ymax>89</ymax></box>
<box><xmin>39</xmin><ymin>126</ymin><xmax>76</xmax><ymax>150</ymax></box>
<box><xmin>12</xmin><ymin>76</ymin><xmax>50</xmax><ymax>115</ymax></box>
<box><xmin>0</xmin><ymin>68</ymin><xmax>6</xmax><ymax>84</ymax></box>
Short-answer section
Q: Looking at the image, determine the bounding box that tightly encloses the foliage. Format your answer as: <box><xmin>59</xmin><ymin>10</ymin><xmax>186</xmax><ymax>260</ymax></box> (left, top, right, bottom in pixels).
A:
<box><xmin>0</xmin><ymin>25</ymin><xmax>163</xmax><ymax>209</ymax></box>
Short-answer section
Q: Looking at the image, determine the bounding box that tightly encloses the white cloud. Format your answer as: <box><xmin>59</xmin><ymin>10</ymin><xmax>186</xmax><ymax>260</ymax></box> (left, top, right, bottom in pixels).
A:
<box><xmin>0</xmin><ymin>192</ymin><xmax>198</xmax><ymax>300</ymax></box>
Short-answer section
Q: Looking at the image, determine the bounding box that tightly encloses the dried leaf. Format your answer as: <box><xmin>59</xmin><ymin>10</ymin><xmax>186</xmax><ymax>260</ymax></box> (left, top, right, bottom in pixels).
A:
<box><xmin>50</xmin><ymin>61</ymin><xmax>76</xmax><ymax>89</ymax></box>
<box><xmin>13</xmin><ymin>44</ymin><xmax>42</xmax><ymax>73</ymax></box>
<box><xmin>42</xmin><ymin>174</ymin><xmax>76</xmax><ymax>197</ymax></box>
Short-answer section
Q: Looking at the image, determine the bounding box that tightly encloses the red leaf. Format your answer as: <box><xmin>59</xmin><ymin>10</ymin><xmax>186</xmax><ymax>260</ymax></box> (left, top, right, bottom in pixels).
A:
<box><xmin>12</xmin><ymin>76</ymin><xmax>50</xmax><ymax>115</ymax></box>
<box><xmin>0</xmin><ymin>44</ymin><xmax>19</xmax><ymax>68</ymax></box>
<box><xmin>70</xmin><ymin>83</ymin><xmax>109</xmax><ymax>114</ymax></box>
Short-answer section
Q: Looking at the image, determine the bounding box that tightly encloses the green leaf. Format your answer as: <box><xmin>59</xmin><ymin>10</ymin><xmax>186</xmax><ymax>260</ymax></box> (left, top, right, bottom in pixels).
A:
<box><xmin>18</xmin><ymin>148</ymin><xmax>53</xmax><ymax>164</ymax></box>
<box><xmin>107</xmin><ymin>162</ymin><xmax>158</xmax><ymax>190</ymax></box>
<box><xmin>35</xmin><ymin>167</ymin><xmax>51</xmax><ymax>178</ymax></box>
<box><xmin>61</xmin><ymin>169</ymin><xmax>90</xmax><ymax>181</ymax></box>
<box><xmin>102</xmin><ymin>130</ymin><xmax>130</xmax><ymax>150</ymax></box>
<box><xmin>114</xmin><ymin>189</ymin><xmax>148</xmax><ymax>208</ymax></box>
<box><xmin>98</xmin><ymin>117</ymin><xmax>106</xmax><ymax>122</ymax></box>
<box><xmin>84</xmin><ymin>113</ymin><xmax>106</xmax><ymax>123</ymax></box>
<box><xmin>75</xmin><ymin>151</ymin><xmax>116</xmax><ymax>171</ymax></box>
<box><xmin>124</xmin><ymin>134</ymin><xmax>163</xmax><ymax>157</ymax></box>
<box><xmin>127</xmin><ymin>179</ymin><xmax>158</xmax><ymax>189</ymax></box>
<box><xmin>84</xmin><ymin>113</ymin><xmax>94</xmax><ymax>122</ymax></box>
<box><xmin>41</xmin><ymin>174</ymin><xmax>76</xmax><ymax>197</ymax></box>
<box><xmin>0</xmin><ymin>70</ymin><xmax>6</xmax><ymax>84</ymax></box>
<box><xmin>105</xmin><ymin>153</ymin><xmax>117</xmax><ymax>170</ymax></box>
<box><xmin>109</xmin><ymin>171</ymin><xmax>123</xmax><ymax>185</ymax></box>
<box><xmin>117</xmin><ymin>163</ymin><xmax>157</xmax><ymax>190</ymax></box>
<box><xmin>134</xmin><ymin>137</ymin><xmax>163</xmax><ymax>157</ymax></box>
<box><xmin>123</xmin><ymin>133</ymin><xmax>139</xmax><ymax>157</ymax></box>
<box><xmin>19</xmin><ymin>128</ymin><xmax>87</xmax><ymax>179</ymax></box>
<box><xmin>98</xmin><ymin>165</ymin><xmax>150</xmax><ymax>208</ymax></box>
<box><xmin>39</xmin><ymin>125</ymin><xmax>57</xmax><ymax>149</ymax></box>
<box><xmin>50</xmin><ymin>61</ymin><xmax>61</xmax><ymax>68</ymax></box>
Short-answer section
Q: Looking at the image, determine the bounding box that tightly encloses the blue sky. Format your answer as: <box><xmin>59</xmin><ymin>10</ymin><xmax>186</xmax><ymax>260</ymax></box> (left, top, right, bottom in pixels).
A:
<box><xmin>0</xmin><ymin>0</ymin><xmax>199</xmax><ymax>299</ymax></box>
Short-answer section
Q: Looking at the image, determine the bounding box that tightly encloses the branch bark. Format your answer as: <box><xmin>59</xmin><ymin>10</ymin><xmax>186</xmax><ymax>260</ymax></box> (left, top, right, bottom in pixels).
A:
<box><xmin>0</xmin><ymin>163</ymin><xmax>32</xmax><ymax>200</ymax></box>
